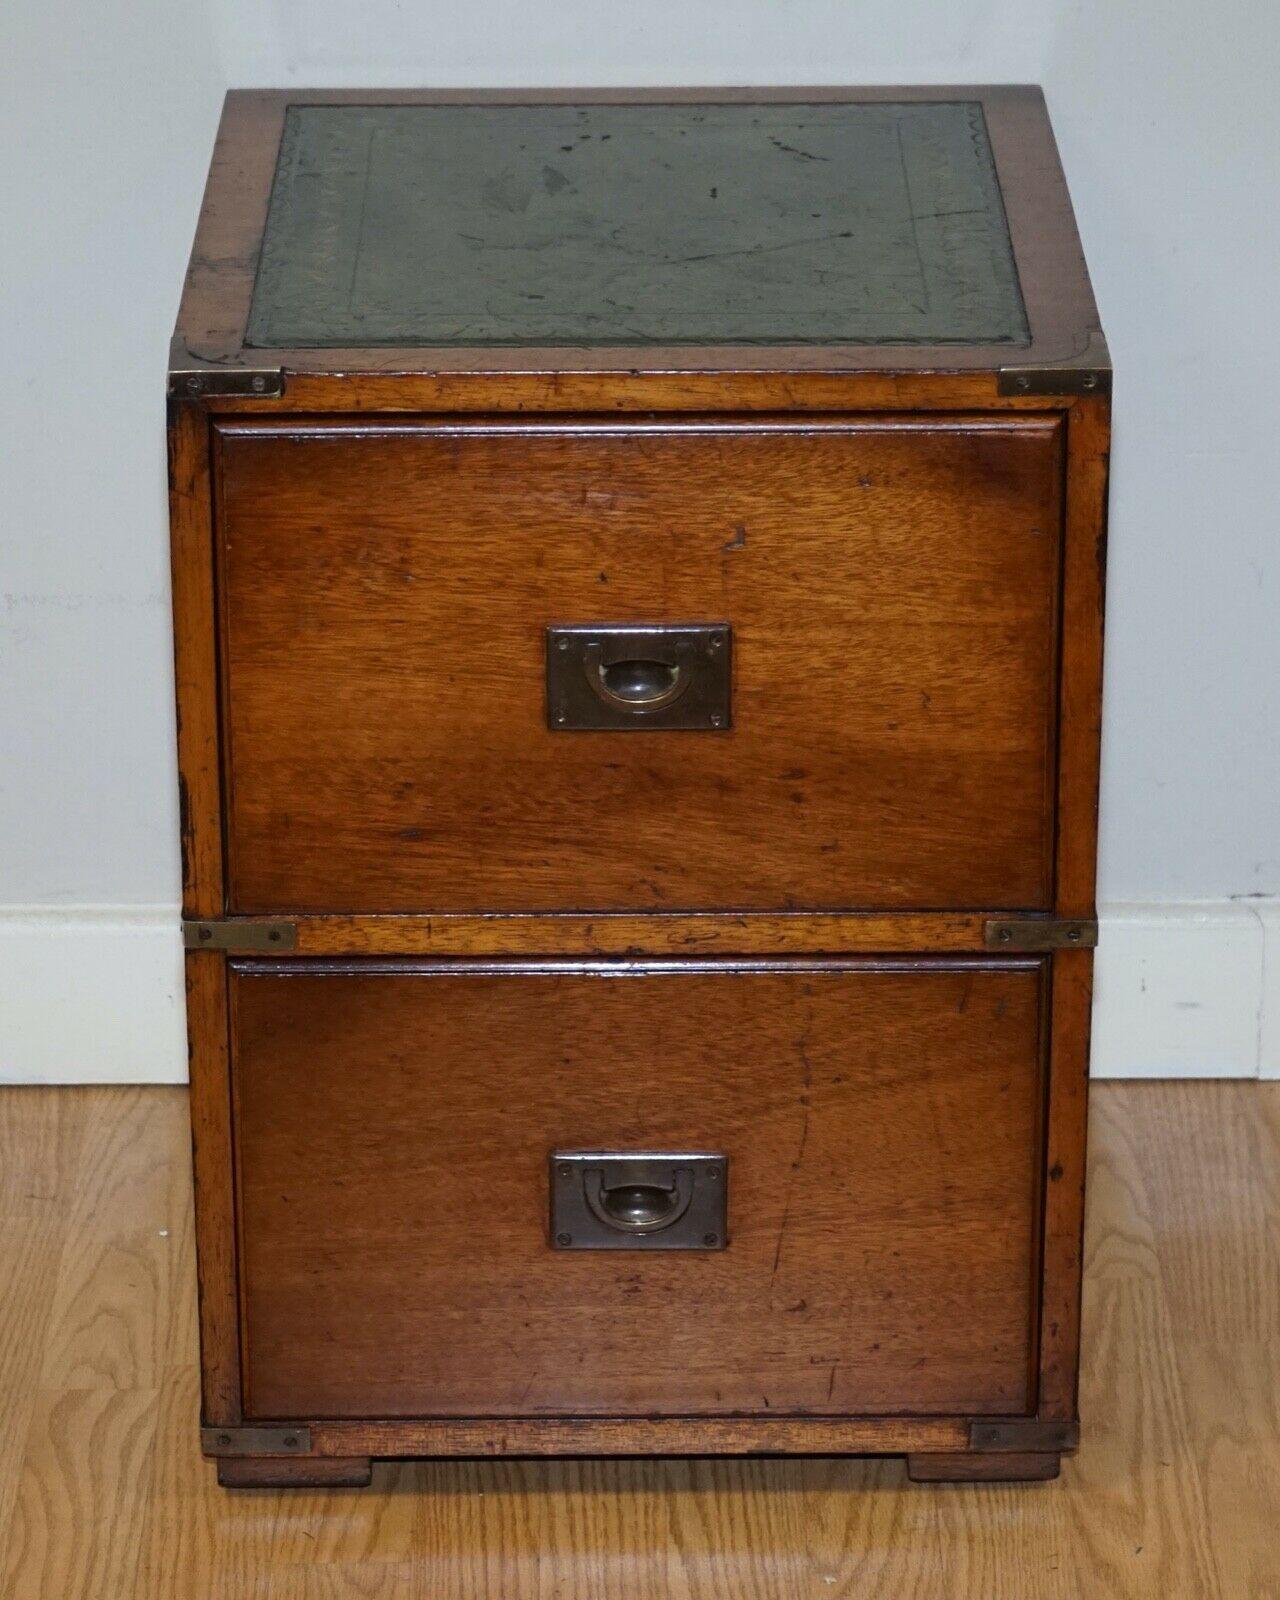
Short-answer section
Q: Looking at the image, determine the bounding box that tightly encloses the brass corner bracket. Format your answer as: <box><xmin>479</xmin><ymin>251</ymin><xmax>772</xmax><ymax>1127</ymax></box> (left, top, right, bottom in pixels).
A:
<box><xmin>201</xmin><ymin>1425</ymin><xmax>312</xmax><ymax>1457</ymax></box>
<box><xmin>168</xmin><ymin>340</ymin><xmax>285</xmax><ymax>400</ymax></box>
<box><xmin>983</xmin><ymin>918</ymin><xmax>1098</xmax><ymax>952</ymax></box>
<box><xmin>997</xmin><ymin>365</ymin><xmax>1111</xmax><ymax>398</ymax></box>
<box><xmin>970</xmin><ymin>1419</ymin><xmax>1080</xmax><ymax>1453</ymax></box>
<box><xmin>183</xmin><ymin>919</ymin><xmax>298</xmax><ymax>953</ymax></box>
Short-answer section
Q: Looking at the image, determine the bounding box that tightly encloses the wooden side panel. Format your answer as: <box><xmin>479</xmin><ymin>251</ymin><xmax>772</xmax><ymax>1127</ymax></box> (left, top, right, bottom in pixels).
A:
<box><xmin>1037</xmin><ymin>949</ymin><xmax>1094</xmax><ymax>1421</ymax></box>
<box><xmin>183</xmin><ymin>955</ymin><xmax>240</xmax><ymax>1423</ymax></box>
<box><xmin>170</xmin><ymin>401</ymin><xmax>241</xmax><ymax>1424</ymax></box>
<box><xmin>215</xmin><ymin>416</ymin><xmax>1064</xmax><ymax>915</ymax></box>
<box><xmin>230</xmin><ymin>958</ymin><xmax>1046</xmax><ymax>1421</ymax></box>
<box><xmin>167</xmin><ymin>402</ymin><xmax>222</xmax><ymax>916</ymax></box>
<box><xmin>1036</xmin><ymin>391</ymin><xmax>1108</xmax><ymax>1421</ymax></box>
<box><xmin>1055</xmin><ymin>392</ymin><xmax>1110</xmax><ymax>917</ymax></box>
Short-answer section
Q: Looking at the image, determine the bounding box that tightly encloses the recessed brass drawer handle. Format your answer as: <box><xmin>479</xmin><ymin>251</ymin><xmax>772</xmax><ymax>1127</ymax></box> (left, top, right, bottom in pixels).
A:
<box><xmin>586</xmin><ymin>1172</ymin><xmax>694</xmax><ymax>1233</ymax></box>
<box><xmin>584</xmin><ymin>645</ymin><xmax>690</xmax><ymax>711</ymax></box>
<box><xmin>551</xmin><ymin>1151</ymin><xmax>728</xmax><ymax>1250</ymax></box>
<box><xmin>546</xmin><ymin>624</ymin><xmax>731</xmax><ymax>731</ymax></box>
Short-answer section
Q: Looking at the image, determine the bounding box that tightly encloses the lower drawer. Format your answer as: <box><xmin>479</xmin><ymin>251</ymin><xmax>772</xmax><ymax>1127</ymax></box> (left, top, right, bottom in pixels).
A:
<box><xmin>228</xmin><ymin>957</ymin><xmax>1047</xmax><ymax>1420</ymax></box>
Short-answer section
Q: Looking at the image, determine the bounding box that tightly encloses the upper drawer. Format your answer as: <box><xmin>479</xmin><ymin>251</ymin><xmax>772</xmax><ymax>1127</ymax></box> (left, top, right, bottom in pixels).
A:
<box><xmin>214</xmin><ymin>417</ymin><xmax>1063</xmax><ymax>914</ymax></box>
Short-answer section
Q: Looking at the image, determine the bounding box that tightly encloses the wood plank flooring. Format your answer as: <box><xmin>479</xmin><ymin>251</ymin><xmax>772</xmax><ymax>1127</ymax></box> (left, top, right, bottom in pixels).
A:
<box><xmin>0</xmin><ymin>1082</ymin><xmax>1275</xmax><ymax>1598</ymax></box>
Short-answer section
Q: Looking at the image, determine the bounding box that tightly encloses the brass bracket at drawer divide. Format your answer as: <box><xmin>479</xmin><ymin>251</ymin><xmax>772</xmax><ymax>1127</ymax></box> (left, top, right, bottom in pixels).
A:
<box><xmin>183</xmin><ymin>919</ymin><xmax>298</xmax><ymax>953</ymax></box>
<box><xmin>201</xmin><ymin>1425</ymin><xmax>311</xmax><ymax>1457</ymax></box>
<box><xmin>168</xmin><ymin>348</ymin><xmax>285</xmax><ymax>399</ymax></box>
<box><xmin>997</xmin><ymin>364</ymin><xmax>1111</xmax><ymax>398</ymax></box>
<box><xmin>983</xmin><ymin>918</ymin><xmax>1097</xmax><ymax>952</ymax></box>
<box><xmin>970</xmin><ymin>1419</ymin><xmax>1080</xmax><ymax>1453</ymax></box>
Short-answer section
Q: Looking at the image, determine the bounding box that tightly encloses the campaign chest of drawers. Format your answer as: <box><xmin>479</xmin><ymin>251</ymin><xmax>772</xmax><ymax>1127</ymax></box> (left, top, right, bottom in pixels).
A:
<box><xmin>169</xmin><ymin>87</ymin><xmax>1109</xmax><ymax>1488</ymax></box>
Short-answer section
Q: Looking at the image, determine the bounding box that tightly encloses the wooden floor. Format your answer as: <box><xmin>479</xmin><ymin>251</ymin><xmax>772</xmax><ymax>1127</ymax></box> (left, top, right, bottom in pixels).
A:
<box><xmin>0</xmin><ymin>1083</ymin><xmax>1275</xmax><ymax>1598</ymax></box>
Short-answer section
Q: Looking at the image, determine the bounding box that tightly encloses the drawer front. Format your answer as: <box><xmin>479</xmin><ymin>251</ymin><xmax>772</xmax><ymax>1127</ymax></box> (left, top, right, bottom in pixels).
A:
<box><xmin>215</xmin><ymin>417</ymin><xmax>1063</xmax><ymax>913</ymax></box>
<box><xmin>230</xmin><ymin>957</ymin><xmax>1046</xmax><ymax>1420</ymax></box>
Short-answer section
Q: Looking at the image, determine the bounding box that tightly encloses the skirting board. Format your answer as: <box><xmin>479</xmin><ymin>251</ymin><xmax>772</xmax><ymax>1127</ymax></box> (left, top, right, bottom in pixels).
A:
<box><xmin>0</xmin><ymin>902</ymin><xmax>1276</xmax><ymax>1083</ymax></box>
<box><xmin>1090</xmin><ymin>900</ymin><xmax>1278</xmax><ymax>1079</ymax></box>
<box><xmin>0</xmin><ymin>907</ymin><xmax>186</xmax><ymax>1085</ymax></box>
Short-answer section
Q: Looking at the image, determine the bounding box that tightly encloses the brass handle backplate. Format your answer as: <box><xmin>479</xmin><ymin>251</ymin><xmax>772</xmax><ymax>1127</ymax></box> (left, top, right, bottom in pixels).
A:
<box><xmin>551</xmin><ymin>1152</ymin><xmax>728</xmax><ymax>1250</ymax></box>
<box><xmin>546</xmin><ymin>625</ymin><xmax>731</xmax><ymax>731</ymax></box>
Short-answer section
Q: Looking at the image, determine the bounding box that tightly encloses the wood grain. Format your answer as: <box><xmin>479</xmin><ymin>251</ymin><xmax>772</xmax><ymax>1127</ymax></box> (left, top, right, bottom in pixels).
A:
<box><xmin>37</xmin><ymin>1089</ymin><xmax>190</xmax><ymax>1390</ymax></box>
<box><xmin>135</xmin><ymin>1366</ymin><xmax>219</xmax><ymax>1594</ymax></box>
<box><xmin>1054</xmin><ymin>391</ymin><xmax>1110</xmax><ymax>918</ymax></box>
<box><xmin>137</xmin><ymin>1365</ymin><xmax>418</xmax><ymax>1593</ymax></box>
<box><xmin>230</xmin><ymin>959</ymin><xmax>1045</xmax><ymax>1420</ymax></box>
<box><xmin>209</xmin><ymin>370</ymin><xmax>1091</xmax><ymax>415</ymax></box>
<box><xmin>0</xmin><ymin>1091</ymin><xmax>85</xmax><ymax>1548</ymax></box>
<box><xmin>0</xmin><ymin>1087</ymin><xmax>85</xmax><ymax>1224</ymax></box>
<box><xmin>230</xmin><ymin>910</ymin><xmax>1005</xmax><ymax>956</ymax></box>
<box><xmin>217</xmin><ymin>1458</ymin><xmax>372</xmax><ymax>1489</ymax></box>
<box><xmin>167</xmin><ymin>400</ymin><xmax>222</xmax><ymax>917</ymax></box>
<box><xmin>183</xmin><ymin>957</ymin><xmax>241</xmax><ymax>1424</ymax></box>
<box><xmin>1036</xmin><ymin>948</ymin><xmax>1093</xmax><ymax>1420</ymax></box>
<box><xmin>1104</xmin><ymin>1082</ymin><xmax>1280</xmax><ymax>1341</ymax></box>
<box><xmin>1171</xmin><ymin>1338</ymin><xmax>1280</xmax><ymax>1600</ymax></box>
<box><xmin>906</xmin><ymin>1450</ymin><xmax>1059</xmax><ymax>1481</ymax></box>
<box><xmin>215</xmin><ymin>416</ymin><xmax>1063</xmax><ymax>915</ymax></box>
<box><xmin>309</xmin><ymin>1417</ymin><xmax>966</xmax><ymax>1458</ymax></box>
<box><xmin>3</xmin><ymin>1083</ymin><xmax>1274</xmax><ymax>1597</ymax></box>
<box><xmin>1061</xmin><ymin>1277</ymin><xmax>1224</xmax><ymax>1599</ymax></box>
<box><xmin>0</xmin><ymin>1385</ymin><xmax>159</xmax><ymax>1600</ymax></box>
<box><xmin>0</xmin><ymin>1222</ymin><xmax>68</xmax><ymax>1546</ymax></box>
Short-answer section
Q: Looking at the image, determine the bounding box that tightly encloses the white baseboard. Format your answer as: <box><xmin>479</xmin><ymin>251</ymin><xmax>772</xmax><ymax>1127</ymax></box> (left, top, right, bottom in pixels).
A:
<box><xmin>0</xmin><ymin>906</ymin><xmax>186</xmax><ymax>1085</ymax></box>
<box><xmin>0</xmin><ymin>901</ymin><xmax>1276</xmax><ymax>1084</ymax></box>
<box><xmin>1092</xmin><ymin>900</ymin><xmax>1278</xmax><ymax>1079</ymax></box>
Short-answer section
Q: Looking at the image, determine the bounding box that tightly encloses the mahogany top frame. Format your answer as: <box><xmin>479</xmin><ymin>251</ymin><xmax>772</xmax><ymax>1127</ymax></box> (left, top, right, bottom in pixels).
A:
<box><xmin>172</xmin><ymin>85</ymin><xmax>1108</xmax><ymax>394</ymax></box>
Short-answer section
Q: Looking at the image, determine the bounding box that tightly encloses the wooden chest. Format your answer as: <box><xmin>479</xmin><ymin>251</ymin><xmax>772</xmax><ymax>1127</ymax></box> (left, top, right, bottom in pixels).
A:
<box><xmin>169</xmin><ymin>87</ymin><xmax>1109</xmax><ymax>1489</ymax></box>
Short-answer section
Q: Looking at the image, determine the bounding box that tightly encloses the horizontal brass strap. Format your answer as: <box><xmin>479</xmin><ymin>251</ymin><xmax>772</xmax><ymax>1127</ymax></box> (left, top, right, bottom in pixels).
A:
<box><xmin>201</xmin><ymin>1425</ymin><xmax>310</xmax><ymax>1457</ymax></box>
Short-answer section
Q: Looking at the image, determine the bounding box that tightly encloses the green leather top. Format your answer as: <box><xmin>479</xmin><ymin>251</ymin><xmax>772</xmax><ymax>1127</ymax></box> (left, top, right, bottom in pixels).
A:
<box><xmin>247</xmin><ymin>102</ymin><xmax>1028</xmax><ymax>349</ymax></box>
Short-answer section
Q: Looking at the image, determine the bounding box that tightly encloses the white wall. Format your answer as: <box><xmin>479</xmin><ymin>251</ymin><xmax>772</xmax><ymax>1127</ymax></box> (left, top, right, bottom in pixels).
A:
<box><xmin>2</xmin><ymin>1</ymin><xmax>1278</xmax><ymax>1080</ymax></box>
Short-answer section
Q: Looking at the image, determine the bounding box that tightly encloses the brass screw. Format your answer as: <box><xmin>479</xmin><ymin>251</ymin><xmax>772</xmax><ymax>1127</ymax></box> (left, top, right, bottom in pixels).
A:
<box><xmin>282</xmin><ymin>1434</ymin><xmax>298</xmax><ymax>1449</ymax></box>
<box><xmin>998</xmin><ymin>927</ymin><xmax>1012</xmax><ymax>943</ymax></box>
<box><xmin>198</xmin><ymin>927</ymin><xmax>212</xmax><ymax>942</ymax></box>
<box><xmin>251</xmin><ymin>375</ymin><xmax>266</xmax><ymax>393</ymax></box>
<box><xmin>703</xmin><ymin>1233</ymin><xmax>719</xmax><ymax>1247</ymax></box>
<box><xmin>186</xmin><ymin>376</ymin><xmax>202</xmax><ymax>394</ymax></box>
<box><xmin>1082</xmin><ymin>374</ymin><xmax>1098</xmax><ymax>390</ymax></box>
<box><xmin>216</xmin><ymin>1432</ymin><xmax>231</xmax><ymax>1447</ymax></box>
<box><xmin>556</xmin><ymin>1232</ymin><xmax>572</xmax><ymax>1247</ymax></box>
<box><xmin>268</xmin><ymin>929</ymin><xmax>281</xmax><ymax>942</ymax></box>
